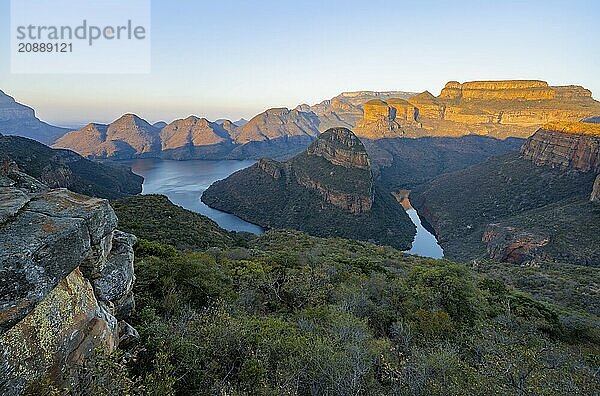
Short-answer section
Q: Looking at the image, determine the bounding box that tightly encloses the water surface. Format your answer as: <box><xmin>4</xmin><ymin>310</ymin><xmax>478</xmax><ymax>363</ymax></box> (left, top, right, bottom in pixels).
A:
<box><xmin>405</xmin><ymin>208</ymin><xmax>444</xmax><ymax>258</ymax></box>
<box><xmin>124</xmin><ymin>159</ymin><xmax>264</xmax><ymax>234</ymax></box>
<box><xmin>124</xmin><ymin>158</ymin><xmax>443</xmax><ymax>258</ymax></box>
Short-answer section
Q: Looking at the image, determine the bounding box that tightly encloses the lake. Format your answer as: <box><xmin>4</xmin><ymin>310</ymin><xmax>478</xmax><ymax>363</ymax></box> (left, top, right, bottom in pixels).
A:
<box><xmin>123</xmin><ymin>159</ymin><xmax>264</xmax><ymax>233</ymax></box>
<box><xmin>124</xmin><ymin>159</ymin><xmax>443</xmax><ymax>258</ymax></box>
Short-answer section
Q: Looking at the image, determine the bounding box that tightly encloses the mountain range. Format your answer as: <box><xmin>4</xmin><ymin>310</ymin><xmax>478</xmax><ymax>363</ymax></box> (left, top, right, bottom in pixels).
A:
<box><xmin>0</xmin><ymin>90</ymin><xmax>69</xmax><ymax>144</ymax></box>
<box><xmin>4</xmin><ymin>80</ymin><xmax>599</xmax><ymax>161</ymax></box>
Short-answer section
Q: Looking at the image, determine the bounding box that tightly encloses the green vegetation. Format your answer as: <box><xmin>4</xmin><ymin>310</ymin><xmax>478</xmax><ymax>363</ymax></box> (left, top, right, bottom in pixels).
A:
<box><xmin>202</xmin><ymin>162</ymin><xmax>415</xmax><ymax>250</ymax></box>
<box><xmin>0</xmin><ymin>135</ymin><xmax>143</xmax><ymax>199</ymax></box>
<box><xmin>111</xmin><ymin>194</ymin><xmax>240</xmax><ymax>251</ymax></box>
<box><xmin>470</xmin><ymin>260</ymin><xmax>600</xmax><ymax>317</ymax></box>
<box><xmin>80</xmin><ymin>197</ymin><xmax>598</xmax><ymax>395</ymax></box>
<box><xmin>367</xmin><ymin>135</ymin><xmax>524</xmax><ymax>192</ymax></box>
<box><xmin>412</xmin><ymin>152</ymin><xmax>599</xmax><ymax>263</ymax></box>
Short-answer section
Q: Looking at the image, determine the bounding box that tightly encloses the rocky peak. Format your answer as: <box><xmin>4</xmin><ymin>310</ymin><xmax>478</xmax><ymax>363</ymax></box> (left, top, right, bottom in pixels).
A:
<box><xmin>387</xmin><ymin>98</ymin><xmax>418</xmax><ymax>122</ymax></box>
<box><xmin>54</xmin><ymin>114</ymin><xmax>160</xmax><ymax>158</ymax></box>
<box><xmin>306</xmin><ymin>127</ymin><xmax>370</xmax><ymax>169</ymax></box>
<box><xmin>353</xmin><ymin>98</ymin><xmax>421</xmax><ymax>139</ymax></box>
<box><xmin>438</xmin><ymin>81</ymin><xmax>462</xmax><ymax>100</ymax></box>
<box><xmin>0</xmin><ymin>167</ymin><xmax>137</xmax><ymax>393</ymax></box>
<box><xmin>520</xmin><ymin>121</ymin><xmax>600</xmax><ymax>172</ymax></box>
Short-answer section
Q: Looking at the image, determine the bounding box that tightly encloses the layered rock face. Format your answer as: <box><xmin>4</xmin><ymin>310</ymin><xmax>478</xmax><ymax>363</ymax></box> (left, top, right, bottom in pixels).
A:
<box><xmin>520</xmin><ymin>122</ymin><xmax>600</xmax><ymax>172</ymax></box>
<box><xmin>353</xmin><ymin>100</ymin><xmax>402</xmax><ymax>139</ymax></box>
<box><xmin>406</xmin><ymin>80</ymin><xmax>600</xmax><ymax>139</ymax></box>
<box><xmin>297</xmin><ymin>90</ymin><xmax>416</xmax><ymax>131</ymax></box>
<box><xmin>202</xmin><ymin>127</ymin><xmax>415</xmax><ymax>249</ymax></box>
<box><xmin>306</xmin><ymin>126</ymin><xmax>370</xmax><ymax>169</ymax></box>
<box><xmin>0</xmin><ymin>165</ymin><xmax>137</xmax><ymax>394</ymax></box>
<box><xmin>592</xmin><ymin>175</ymin><xmax>600</xmax><ymax>203</ymax></box>
<box><xmin>0</xmin><ymin>90</ymin><xmax>68</xmax><ymax>144</ymax></box>
<box><xmin>295</xmin><ymin>128</ymin><xmax>373</xmax><ymax>213</ymax></box>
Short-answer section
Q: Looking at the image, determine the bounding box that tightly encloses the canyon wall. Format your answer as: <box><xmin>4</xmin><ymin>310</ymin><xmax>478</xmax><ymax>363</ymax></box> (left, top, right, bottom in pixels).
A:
<box><xmin>520</xmin><ymin>122</ymin><xmax>600</xmax><ymax>172</ymax></box>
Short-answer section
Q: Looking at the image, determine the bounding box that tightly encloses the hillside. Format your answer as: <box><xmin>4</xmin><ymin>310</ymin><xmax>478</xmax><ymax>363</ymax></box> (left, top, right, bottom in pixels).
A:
<box><xmin>61</xmin><ymin>198</ymin><xmax>599</xmax><ymax>395</ymax></box>
<box><xmin>202</xmin><ymin>128</ymin><xmax>416</xmax><ymax>249</ymax></box>
<box><xmin>0</xmin><ymin>90</ymin><xmax>68</xmax><ymax>144</ymax></box>
<box><xmin>364</xmin><ymin>135</ymin><xmax>524</xmax><ymax>192</ymax></box>
<box><xmin>0</xmin><ymin>134</ymin><xmax>142</xmax><ymax>199</ymax></box>
<box><xmin>111</xmin><ymin>194</ymin><xmax>237</xmax><ymax>251</ymax></box>
<box><xmin>412</xmin><ymin>146</ymin><xmax>599</xmax><ymax>265</ymax></box>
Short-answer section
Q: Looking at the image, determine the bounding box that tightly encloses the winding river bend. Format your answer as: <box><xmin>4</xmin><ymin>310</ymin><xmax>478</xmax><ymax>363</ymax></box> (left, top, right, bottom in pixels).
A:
<box><xmin>124</xmin><ymin>159</ymin><xmax>443</xmax><ymax>258</ymax></box>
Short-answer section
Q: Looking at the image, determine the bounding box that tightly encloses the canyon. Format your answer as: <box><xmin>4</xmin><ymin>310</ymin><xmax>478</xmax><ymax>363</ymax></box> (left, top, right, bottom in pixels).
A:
<box><xmin>411</xmin><ymin>120</ymin><xmax>600</xmax><ymax>265</ymax></box>
<box><xmin>201</xmin><ymin>127</ymin><xmax>416</xmax><ymax>249</ymax></box>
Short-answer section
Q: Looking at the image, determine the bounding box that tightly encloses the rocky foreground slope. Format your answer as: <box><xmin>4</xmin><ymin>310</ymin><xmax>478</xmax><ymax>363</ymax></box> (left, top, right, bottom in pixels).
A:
<box><xmin>202</xmin><ymin>127</ymin><xmax>415</xmax><ymax>249</ymax></box>
<box><xmin>0</xmin><ymin>164</ymin><xmax>137</xmax><ymax>394</ymax></box>
<box><xmin>412</xmin><ymin>121</ymin><xmax>600</xmax><ymax>265</ymax></box>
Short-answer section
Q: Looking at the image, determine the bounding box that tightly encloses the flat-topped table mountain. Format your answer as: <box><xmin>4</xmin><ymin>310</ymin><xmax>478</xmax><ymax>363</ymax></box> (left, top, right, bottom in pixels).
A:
<box><xmin>201</xmin><ymin>127</ymin><xmax>416</xmax><ymax>249</ymax></box>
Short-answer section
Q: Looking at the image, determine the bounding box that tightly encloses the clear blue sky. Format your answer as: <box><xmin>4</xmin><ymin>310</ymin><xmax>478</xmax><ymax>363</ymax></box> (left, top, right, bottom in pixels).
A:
<box><xmin>0</xmin><ymin>0</ymin><xmax>598</xmax><ymax>126</ymax></box>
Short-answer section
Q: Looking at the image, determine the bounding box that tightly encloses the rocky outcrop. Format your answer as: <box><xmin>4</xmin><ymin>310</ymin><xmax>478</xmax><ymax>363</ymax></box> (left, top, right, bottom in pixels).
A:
<box><xmin>353</xmin><ymin>100</ymin><xmax>402</xmax><ymax>139</ymax></box>
<box><xmin>297</xmin><ymin>90</ymin><xmax>416</xmax><ymax>131</ymax></box>
<box><xmin>257</xmin><ymin>158</ymin><xmax>284</xmax><ymax>179</ymax></box>
<box><xmin>354</xmin><ymin>98</ymin><xmax>422</xmax><ymax>139</ymax></box>
<box><xmin>305</xmin><ymin>127</ymin><xmax>370</xmax><ymax>169</ymax></box>
<box><xmin>0</xmin><ymin>165</ymin><xmax>137</xmax><ymax>394</ymax></box>
<box><xmin>520</xmin><ymin>122</ymin><xmax>600</xmax><ymax>172</ymax></box>
<box><xmin>202</xmin><ymin>127</ymin><xmax>416</xmax><ymax>249</ymax></box>
<box><xmin>0</xmin><ymin>90</ymin><xmax>68</xmax><ymax>144</ymax></box>
<box><xmin>482</xmin><ymin>224</ymin><xmax>549</xmax><ymax>264</ymax></box>
<box><xmin>296</xmin><ymin>128</ymin><xmax>373</xmax><ymax>213</ymax></box>
<box><xmin>592</xmin><ymin>175</ymin><xmax>600</xmax><ymax>203</ymax></box>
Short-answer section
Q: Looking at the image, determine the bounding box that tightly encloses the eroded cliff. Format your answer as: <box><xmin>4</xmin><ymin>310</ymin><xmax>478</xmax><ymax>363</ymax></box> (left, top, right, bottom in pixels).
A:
<box><xmin>520</xmin><ymin>122</ymin><xmax>600</xmax><ymax>172</ymax></box>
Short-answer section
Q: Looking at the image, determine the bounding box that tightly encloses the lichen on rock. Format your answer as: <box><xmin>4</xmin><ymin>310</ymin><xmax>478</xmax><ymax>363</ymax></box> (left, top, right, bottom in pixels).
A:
<box><xmin>0</xmin><ymin>164</ymin><xmax>137</xmax><ymax>395</ymax></box>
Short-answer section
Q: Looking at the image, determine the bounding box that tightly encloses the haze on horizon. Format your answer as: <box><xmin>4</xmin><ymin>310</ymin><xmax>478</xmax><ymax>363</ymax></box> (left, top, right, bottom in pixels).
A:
<box><xmin>0</xmin><ymin>0</ymin><xmax>598</xmax><ymax>126</ymax></box>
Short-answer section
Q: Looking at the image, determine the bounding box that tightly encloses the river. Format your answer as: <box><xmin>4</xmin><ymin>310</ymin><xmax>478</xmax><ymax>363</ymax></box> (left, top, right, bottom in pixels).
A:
<box><xmin>124</xmin><ymin>159</ymin><xmax>443</xmax><ymax>258</ymax></box>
